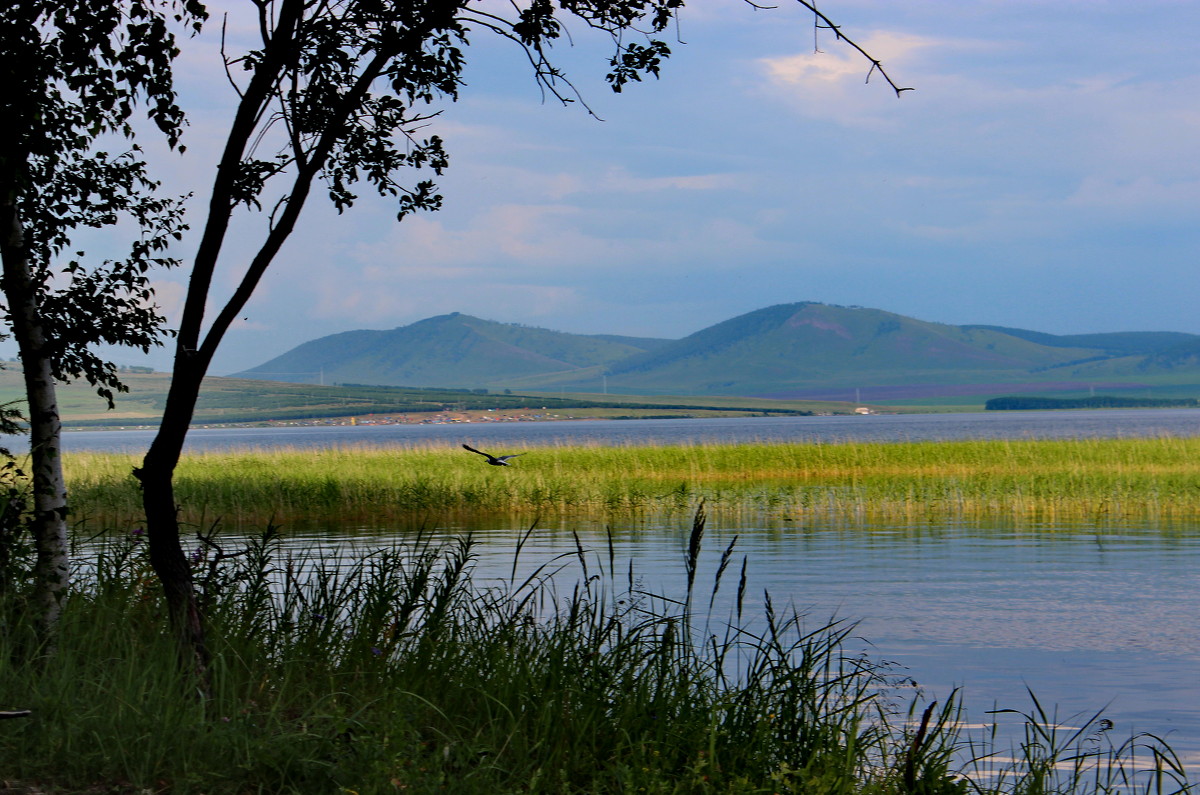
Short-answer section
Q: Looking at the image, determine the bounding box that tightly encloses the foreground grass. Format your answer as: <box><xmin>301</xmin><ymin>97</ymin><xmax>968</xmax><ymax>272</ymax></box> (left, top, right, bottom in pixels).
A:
<box><xmin>1</xmin><ymin>519</ymin><xmax>1188</xmax><ymax>794</ymax></box>
<box><xmin>64</xmin><ymin>437</ymin><xmax>1200</xmax><ymax>529</ymax></box>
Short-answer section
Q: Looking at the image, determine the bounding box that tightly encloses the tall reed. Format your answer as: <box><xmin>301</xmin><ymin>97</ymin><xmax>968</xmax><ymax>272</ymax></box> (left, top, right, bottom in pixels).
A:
<box><xmin>62</xmin><ymin>437</ymin><xmax>1200</xmax><ymax>529</ymax></box>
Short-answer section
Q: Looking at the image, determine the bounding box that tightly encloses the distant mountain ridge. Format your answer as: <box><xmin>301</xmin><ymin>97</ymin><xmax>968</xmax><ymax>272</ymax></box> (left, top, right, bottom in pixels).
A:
<box><xmin>236</xmin><ymin>303</ymin><xmax>1200</xmax><ymax>399</ymax></box>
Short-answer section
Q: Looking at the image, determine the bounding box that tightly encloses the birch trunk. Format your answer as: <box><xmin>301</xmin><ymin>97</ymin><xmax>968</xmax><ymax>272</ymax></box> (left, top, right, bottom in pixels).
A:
<box><xmin>0</xmin><ymin>192</ymin><xmax>70</xmax><ymax>640</ymax></box>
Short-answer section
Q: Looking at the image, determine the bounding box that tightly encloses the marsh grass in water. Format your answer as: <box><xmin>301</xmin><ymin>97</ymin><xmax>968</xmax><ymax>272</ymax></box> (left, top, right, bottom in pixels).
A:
<box><xmin>962</xmin><ymin>690</ymin><xmax>1192</xmax><ymax>795</ymax></box>
<box><xmin>0</xmin><ymin>512</ymin><xmax>1190</xmax><ymax>794</ymax></box>
<box><xmin>63</xmin><ymin>437</ymin><xmax>1200</xmax><ymax>529</ymax></box>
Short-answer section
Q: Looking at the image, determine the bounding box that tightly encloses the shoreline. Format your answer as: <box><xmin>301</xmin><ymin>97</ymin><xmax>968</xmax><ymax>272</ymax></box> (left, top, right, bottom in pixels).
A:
<box><xmin>62</xmin><ymin>406</ymin><xmax>845</xmax><ymax>432</ymax></box>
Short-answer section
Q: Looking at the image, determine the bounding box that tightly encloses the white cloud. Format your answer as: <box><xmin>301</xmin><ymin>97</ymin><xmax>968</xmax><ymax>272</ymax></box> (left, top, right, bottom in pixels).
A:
<box><xmin>758</xmin><ymin>31</ymin><xmax>944</xmax><ymax>127</ymax></box>
<box><xmin>124</xmin><ymin>0</ymin><xmax>1200</xmax><ymax>363</ymax></box>
<box><xmin>754</xmin><ymin>13</ymin><xmax>1200</xmax><ymax>232</ymax></box>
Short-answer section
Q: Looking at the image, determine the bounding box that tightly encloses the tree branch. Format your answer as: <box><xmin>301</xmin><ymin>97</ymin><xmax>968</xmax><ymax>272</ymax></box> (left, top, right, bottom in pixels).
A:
<box><xmin>794</xmin><ymin>0</ymin><xmax>913</xmax><ymax>97</ymax></box>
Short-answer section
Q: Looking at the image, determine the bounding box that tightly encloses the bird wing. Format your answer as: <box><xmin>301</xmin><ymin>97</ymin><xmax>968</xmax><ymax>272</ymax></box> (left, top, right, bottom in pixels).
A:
<box><xmin>496</xmin><ymin>453</ymin><xmax>525</xmax><ymax>462</ymax></box>
<box><xmin>462</xmin><ymin>444</ymin><xmax>490</xmax><ymax>457</ymax></box>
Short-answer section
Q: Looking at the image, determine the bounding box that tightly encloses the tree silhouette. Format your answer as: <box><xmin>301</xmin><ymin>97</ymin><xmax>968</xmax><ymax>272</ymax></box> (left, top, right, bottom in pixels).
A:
<box><xmin>131</xmin><ymin>0</ymin><xmax>906</xmax><ymax>668</ymax></box>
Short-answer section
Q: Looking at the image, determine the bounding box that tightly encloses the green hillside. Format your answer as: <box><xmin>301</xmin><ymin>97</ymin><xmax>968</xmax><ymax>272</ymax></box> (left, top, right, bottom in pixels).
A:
<box><xmin>1142</xmin><ymin>337</ymin><xmax>1200</xmax><ymax>370</ymax></box>
<box><xmin>6</xmin><ymin>302</ymin><xmax>1194</xmax><ymax>428</ymax></box>
<box><xmin>962</xmin><ymin>326</ymin><xmax>1196</xmax><ymax>355</ymax></box>
<box><xmin>236</xmin><ymin>313</ymin><xmax>665</xmax><ymax>387</ymax></box>
<box><xmin>593</xmin><ymin>303</ymin><xmax>1099</xmax><ymax>393</ymax></box>
<box><xmin>234</xmin><ymin>302</ymin><xmax>1200</xmax><ymax>401</ymax></box>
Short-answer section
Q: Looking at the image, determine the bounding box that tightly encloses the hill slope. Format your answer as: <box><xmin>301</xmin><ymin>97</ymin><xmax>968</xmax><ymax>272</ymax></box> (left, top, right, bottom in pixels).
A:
<box><xmin>239</xmin><ymin>303</ymin><xmax>1200</xmax><ymax>398</ymax></box>
<box><xmin>591</xmin><ymin>303</ymin><xmax>1098</xmax><ymax>394</ymax></box>
<box><xmin>236</xmin><ymin>313</ymin><xmax>668</xmax><ymax>388</ymax></box>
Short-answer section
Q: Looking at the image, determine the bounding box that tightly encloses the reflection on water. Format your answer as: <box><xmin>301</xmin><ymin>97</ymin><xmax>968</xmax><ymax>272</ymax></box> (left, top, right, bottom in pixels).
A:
<box><xmin>268</xmin><ymin>517</ymin><xmax>1200</xmax><ymax>777</ymax></box>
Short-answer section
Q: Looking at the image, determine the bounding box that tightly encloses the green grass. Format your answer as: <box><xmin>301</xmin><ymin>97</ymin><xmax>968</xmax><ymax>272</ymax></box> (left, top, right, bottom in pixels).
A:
<box><xmin>0</xmin><ymin>515</ymin><xmax>1188</xmax><ymax>794</ymax></box>
<box><xmin>62</xmin><ymin>437</ymin><xmax>1200</xmax><ymax>530</ymax></box>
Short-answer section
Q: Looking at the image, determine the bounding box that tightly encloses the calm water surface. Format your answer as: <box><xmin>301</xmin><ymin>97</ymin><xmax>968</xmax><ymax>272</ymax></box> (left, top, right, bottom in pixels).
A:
<box><xmin>277</xmin><ymin>515</ymin><xmax>1200</xmax><ymax>777</ymax></box>
<box><xmin>57</xmin><ymin>407</ymin><xmax>1200</xmax><ymax>452</ymax></box>
<box><xmin>61</xmin><ymin>410</ymin><xmax>1200</xmax><ymax>776</ymax></box>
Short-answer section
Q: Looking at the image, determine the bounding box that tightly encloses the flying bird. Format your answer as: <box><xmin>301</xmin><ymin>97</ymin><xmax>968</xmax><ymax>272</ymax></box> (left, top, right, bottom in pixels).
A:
<box><xmin>462</xmin><ymin>444</ymin><xmax>525</xmax><ymax>466</ymax></box>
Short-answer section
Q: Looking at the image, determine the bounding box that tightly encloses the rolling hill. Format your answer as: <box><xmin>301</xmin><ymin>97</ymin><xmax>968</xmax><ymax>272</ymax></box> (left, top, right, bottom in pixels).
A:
<box><xmin>236</xmin><ymin>303</ymin><xmax>1200</xmax><ymax>400</ymax></box>
<box><xmin>237</xmin><ymin>312</ymin><xmax>670</xmax><ymax>387</ymax></box>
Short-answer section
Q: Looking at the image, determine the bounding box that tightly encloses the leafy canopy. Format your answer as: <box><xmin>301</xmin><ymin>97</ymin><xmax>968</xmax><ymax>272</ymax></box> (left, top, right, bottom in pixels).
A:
<box><xmin>0</xmin><ymin>0</ymin><xmax>205</xmax><ymax>405</ymax></box>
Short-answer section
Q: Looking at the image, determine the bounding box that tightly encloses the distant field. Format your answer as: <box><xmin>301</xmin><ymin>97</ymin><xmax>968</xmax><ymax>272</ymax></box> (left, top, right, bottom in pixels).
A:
<box><xmin>6</xmin><ymin>366</ymin><xmax>1197</xmax><ymax>426</ymax></box>
<box><xmin>0</xmin><ymin>369</ymin><xmax>168</xmax><ymax>420</ymax></box>
<box><xmin>0</xmin><ymin>369</ymin><xmax>868</xmax><ymax>427</ymax></box>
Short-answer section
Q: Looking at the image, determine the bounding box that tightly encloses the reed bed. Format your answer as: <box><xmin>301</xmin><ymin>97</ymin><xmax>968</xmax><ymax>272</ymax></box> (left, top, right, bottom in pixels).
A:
<box><xmin>1</xmin><ymin>514</ymin><xmax>1188</xmax><ymax>793</ymax></box>
<box><xmin>62</xmin><ymin>437</ymin><xmax>1200</xmax><ymax>530</ymax></box>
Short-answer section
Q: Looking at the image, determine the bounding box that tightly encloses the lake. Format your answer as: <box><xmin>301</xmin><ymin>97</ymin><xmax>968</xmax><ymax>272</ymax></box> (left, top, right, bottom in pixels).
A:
<box><xmin>57</xmin><ymin>406</ymin><xmax>1200</xmax><ymax>453</ymax></box>
<box><xmin>279</xmin><ymin>515</ymin><xmax>1197</xmax><ymax>780</ymax></box>
<box><xmin>58</xmin><ymin>409</ymin><xmax>1200</xmax><ymax>777</ymax></box>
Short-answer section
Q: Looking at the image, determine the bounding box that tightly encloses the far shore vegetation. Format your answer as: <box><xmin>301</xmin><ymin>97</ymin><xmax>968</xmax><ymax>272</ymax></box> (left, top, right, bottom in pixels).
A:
<box><xmin>65</xmin><ymin>437</ymin><xmax>1200</xmax><ymax>531</ymax></box>
<box><xmin>0</xmin><ymin>369</ymin><xmax>876</xmax><ymax>427</ymax></box>
<box><xmin>16</xmin><ymin>368</ymin><xmax>1200</xmax><ymax>429</ymax></box>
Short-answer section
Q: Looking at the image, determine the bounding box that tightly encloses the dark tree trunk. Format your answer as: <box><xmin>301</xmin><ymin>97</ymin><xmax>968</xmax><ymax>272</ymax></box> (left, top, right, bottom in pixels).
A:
<box><xmin>129</xmin><ymin>3</ymin><xmax>321</xmax><ymax>669</ymax></box>
<box><xmin>135</xmin><ymin>363</ymin><xmax>211</xmax><ymax>683</ymax></box>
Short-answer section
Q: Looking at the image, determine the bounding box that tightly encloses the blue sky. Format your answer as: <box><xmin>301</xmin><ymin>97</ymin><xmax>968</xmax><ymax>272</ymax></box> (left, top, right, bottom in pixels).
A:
<box><xmin>30</xmin><ymin>0</ymin><xmax>1200</xmax><ymax>374</ymax></box>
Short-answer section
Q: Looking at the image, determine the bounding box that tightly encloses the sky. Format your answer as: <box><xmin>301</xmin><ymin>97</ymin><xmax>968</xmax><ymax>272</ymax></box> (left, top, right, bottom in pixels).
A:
<box><xmin>19</xmin><ymin>0</ymin><xmax>1200</xmax><ymax>375</ymax></box>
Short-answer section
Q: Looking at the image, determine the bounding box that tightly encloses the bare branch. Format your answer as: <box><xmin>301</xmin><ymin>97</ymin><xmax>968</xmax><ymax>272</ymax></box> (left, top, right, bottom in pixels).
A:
<box><xmin>796</xmin><ymin>0</ymin><xmax>914</xmax><ymax>97</ymax></box>
<box><xmin>220</xmin><ymin>15</ymin><xmax>245</xmax><ymax>99</ymax></box>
